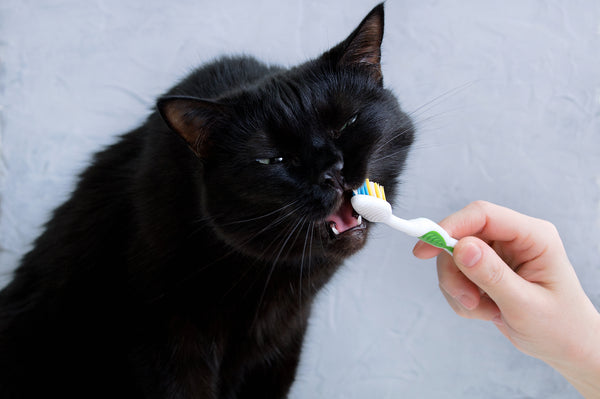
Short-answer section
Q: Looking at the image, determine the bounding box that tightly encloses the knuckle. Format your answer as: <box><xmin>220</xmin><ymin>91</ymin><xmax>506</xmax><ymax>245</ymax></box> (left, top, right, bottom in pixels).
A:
<box><xmin>540</xmin><ymin>220</ymin><xmax>559</xmax><ymax>238</ymax></box>
<box><xmin>468</xmin><ymin>200</ymin><xmax>491</xmax><ymax>213</ymax></box>
<box><xmin>530</xmin><ymin>218</ymin><xmax>560</xmax><ymax>247</ymax></box>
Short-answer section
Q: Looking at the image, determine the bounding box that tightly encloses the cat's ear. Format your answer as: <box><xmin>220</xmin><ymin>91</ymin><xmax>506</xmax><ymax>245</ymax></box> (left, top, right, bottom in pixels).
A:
<box><xmin>157</xmin><ymin>96</ymin><xmax>225</xmax><ymax>158</ymax></box>
<box><xmin>326</xmin><ymin>3</ymin><xmax>384</xmax><ymax>84</ymax></box>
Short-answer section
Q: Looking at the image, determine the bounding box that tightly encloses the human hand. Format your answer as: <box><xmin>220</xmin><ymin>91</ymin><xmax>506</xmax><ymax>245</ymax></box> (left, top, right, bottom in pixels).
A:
<box><xmin>413</xmin><ymin>201</ymin><xmax>600</xmax><ymax>397</ymax></box>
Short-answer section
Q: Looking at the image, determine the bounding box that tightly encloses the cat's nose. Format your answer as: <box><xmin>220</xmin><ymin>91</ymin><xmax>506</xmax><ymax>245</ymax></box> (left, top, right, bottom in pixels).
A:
<box><xmin>320</xmin><ymin>160</ymin><xmax>344</xmax><ymax>192</ymax></box>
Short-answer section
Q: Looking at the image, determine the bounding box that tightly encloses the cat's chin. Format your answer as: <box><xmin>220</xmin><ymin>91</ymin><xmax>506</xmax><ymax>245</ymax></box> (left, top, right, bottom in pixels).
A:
<box><xmin>324</xmin><ymin>220</ymin><xmax>369</xmax><ymax>259</ymax></box>
<box><xmin>326</xmin><ymin>219</ymin><xmax>366</xmax><ymax>239</ymax></box>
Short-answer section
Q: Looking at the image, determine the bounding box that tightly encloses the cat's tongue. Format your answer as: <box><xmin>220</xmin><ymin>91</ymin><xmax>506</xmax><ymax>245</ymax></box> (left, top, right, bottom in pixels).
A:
<box><xmin>326</xmin><ymin>198</ymin><xmax>361</xmax><ymax>235</ymax></box>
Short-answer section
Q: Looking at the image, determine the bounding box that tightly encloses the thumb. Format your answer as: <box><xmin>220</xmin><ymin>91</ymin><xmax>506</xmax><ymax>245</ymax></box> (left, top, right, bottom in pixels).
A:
<box><xmin>453</xmin><ymin>237</ymin><xmax>528</xmax><ymax>310</ymax></box>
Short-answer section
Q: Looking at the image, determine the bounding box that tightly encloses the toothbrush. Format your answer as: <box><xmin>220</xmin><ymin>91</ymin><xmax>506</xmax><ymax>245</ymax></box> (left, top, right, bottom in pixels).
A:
<box><xmin>351</xmin><ymin>179</ymin><xmax>458</xmax><ymax>254</ymax></box>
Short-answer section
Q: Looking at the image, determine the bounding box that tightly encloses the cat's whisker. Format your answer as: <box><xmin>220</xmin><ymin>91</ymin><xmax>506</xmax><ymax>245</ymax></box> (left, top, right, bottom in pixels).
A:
<box><xmin>229</xmin><ymin>202</ymin><xmax>306</xmax><ymax>256</ymax></box>
<box><xmin>372</xmin><ymin>147</ymin><xmax>411</xmax><ymax>164</ymax></box>
<box><xmin>188</xmin><ymin>213</ymin><xmax>225</xmax><ymax>237</ymax></box>
<box><xmin>299</xmin><ymin>219</ymin><xmax>312</xmax><ymax>308</ymax></box>
<box><xmin>371</xmin><ymin>103</ymin><xmax>457</xmax><ymax>160</ymax></box>
<box><xmin>267</xmin><ymin>217</ymin><xmax>306</xmax><ymax>268</ymax></box>
<box><xmin>151</xmin><ymin>202</ymin><xmax>307</xmax><ymax>304</ymax></box>
<box><xmin>206</xmin><ymin>200</ymin><xmax>305</xmax><ymax>262</ymax></box>
<box><xmin>249</xmin><ymin>214</ymin><xmax>303</xmax><ymax>264</ymax></box>
<box><xmin>300</xmin><ymin>220</ymin><xmax>317</xmax><ymax>308</ymax></box>
<box><xmin>195</xmin><ymin>218</ymin><xmax>300</xmax><ymax>271</ymax></box>
<box><xmin>405</xmin><ymin>80</ymin><xmax>476</xmax><ymax>120</ymax></box>
<box><xmin>190</xmin><ymin>212</ymin><xmax>223</xmax><ymax>225</ymax></box>
<box><xmin>214</xmin><ymin>204</ymin><xmax>309</xmax><ymax>300</ymax></box>
<box><xmin>282</xmin><ymin>216</ymin><xmax>309</xmax><ymax>262</ymax></box>
<box><xmin>409</xmin><ymin>108</ymin><xmax>466</xmax><ymax>133</ymax></box>
<box><xmin>308</xmin><ymin>222</ymin><xmax>315</xmax><ymax>293</ymax></box>
<box><xmin>372</xmin><ymin>125</ymin><xmax>414</xmax><ymax>155</ymax></box>
<box><xmin>252</xmin><ymin>216</ymin><xmax>307</xmax><ymax>328</ymax></box>
<box><xmin>220</xmin><ymin>200</ymin><xmax>300</xmax><ymax>226</ymax></box>
<box><xmin>190</xmin><ymin>200</ymin><xmax>300</xmax><ymax>239</ymax></box>
<box><xmin>191</xmin><ymin>199</ymin><xmax>300</xmax><ymax>232</ymax></box>
<box><xmin>369</xmin><ymin>81</ymin><xmax>476</xmax><ymax>164</ymax></box>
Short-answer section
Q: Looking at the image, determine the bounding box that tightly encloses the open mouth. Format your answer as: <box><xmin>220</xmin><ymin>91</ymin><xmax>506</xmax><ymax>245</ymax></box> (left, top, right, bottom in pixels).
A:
<box><xmin>325</xmin><ymin>192</ymin><xmax>366</xmax><ymax>238</ymax></box>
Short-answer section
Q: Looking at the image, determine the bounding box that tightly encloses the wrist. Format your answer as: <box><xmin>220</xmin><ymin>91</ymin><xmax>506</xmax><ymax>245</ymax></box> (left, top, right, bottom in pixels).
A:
<box><xmin>548</xmin><ymin>308</ymin><xmax>600</xmax><ymax>398</ymax></box>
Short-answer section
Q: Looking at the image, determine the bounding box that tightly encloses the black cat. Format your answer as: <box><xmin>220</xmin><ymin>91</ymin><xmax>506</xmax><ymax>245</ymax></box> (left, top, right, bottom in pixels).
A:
<box><xmin>0</xmin><ymin>4</ymin><xmax>413</xmax><ymax>398</ymax></box>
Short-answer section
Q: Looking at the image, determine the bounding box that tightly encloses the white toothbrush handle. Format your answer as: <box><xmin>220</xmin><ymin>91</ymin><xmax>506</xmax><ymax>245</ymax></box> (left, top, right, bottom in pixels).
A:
<box><xmin>385</xmin><ymin>215</ymin><xmax>424</xmax><ymax>236</ymax></box>
<box><xmin>385</xmin><ymin>215</ymin><xmax>458</xmax><ymax>254</ymax></box>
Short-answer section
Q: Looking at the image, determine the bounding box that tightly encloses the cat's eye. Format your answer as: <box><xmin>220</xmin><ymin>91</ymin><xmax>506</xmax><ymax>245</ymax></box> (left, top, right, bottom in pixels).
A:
<box><xmin>332</xmin><ymin>114</ymin><xmax>358</xmax><ymax>138</ymax></box>
<box><xmin>340</xmin><ymin>114</ymin><xmax>358</xmax><ymax>131</ymax></box>
<box><xmin>255</xmin><ymin>157</ymin><xmax>284</xmax><ymax>165</ymax></box>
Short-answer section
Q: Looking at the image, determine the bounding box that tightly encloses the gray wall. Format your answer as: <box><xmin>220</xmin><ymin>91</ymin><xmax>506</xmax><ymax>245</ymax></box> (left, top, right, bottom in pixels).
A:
<box><xmin>1</xmin><ymin>1</ymin><xmax>599</xmax><ymax>397</ymax></box>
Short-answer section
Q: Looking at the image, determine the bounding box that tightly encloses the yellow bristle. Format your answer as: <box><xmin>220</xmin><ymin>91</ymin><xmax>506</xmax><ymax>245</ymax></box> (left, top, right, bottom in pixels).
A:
<box><xmin>363</xmin><ymin>179</ymin><xmax>387</xmax><ymax>200</ymax></box>
<box><xmin>366</xmin><ymin>179</ymin><xmax>374</xmax><ymax>196</ymax></box>
<box><xmin>376</xmin><ymin>183</ymin><xmax>385</xmax><ymax>199</ymax></box>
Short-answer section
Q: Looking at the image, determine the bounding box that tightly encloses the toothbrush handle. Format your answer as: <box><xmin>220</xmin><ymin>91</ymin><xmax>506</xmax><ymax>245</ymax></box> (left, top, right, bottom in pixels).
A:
<box><xmin>386</xmin><ymin>215</ymin><xmax>458</xmax><ymax>255</ymax></box>
<box><xmin>385</xmin><ymin>215</ymin><xmax>418</xmax><ymax>234</ymax></box>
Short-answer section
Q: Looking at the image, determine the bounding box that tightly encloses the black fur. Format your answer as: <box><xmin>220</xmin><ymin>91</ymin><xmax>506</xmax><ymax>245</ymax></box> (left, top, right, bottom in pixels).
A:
<box><xmin>0</xmin><ymin>4</ymin><xmax>413</xmax><ymax>398</ymax></box>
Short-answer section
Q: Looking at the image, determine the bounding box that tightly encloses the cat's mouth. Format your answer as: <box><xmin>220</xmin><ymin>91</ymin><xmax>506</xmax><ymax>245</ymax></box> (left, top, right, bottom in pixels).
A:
<box><xmin>325</xmin><ymin>192</ymin><xmax>365</xmax><ymax>238</ymax></box>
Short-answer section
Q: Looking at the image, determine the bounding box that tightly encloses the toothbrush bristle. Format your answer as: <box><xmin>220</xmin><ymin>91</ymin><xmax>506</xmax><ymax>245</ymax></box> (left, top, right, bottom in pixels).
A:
<box><xmin>374</xmin><ymin>184</ymin><xmax>382</xmax><ymax>200</ymax></box>
<box><xmin>353</xmin><ymin>179</ymin><xmax>386</xmax><ymax>201</ymax></box>
<box><xmin>366</xmin><ymin>179</ymin><xmax>374</xmax><ymax>196</ymax></box>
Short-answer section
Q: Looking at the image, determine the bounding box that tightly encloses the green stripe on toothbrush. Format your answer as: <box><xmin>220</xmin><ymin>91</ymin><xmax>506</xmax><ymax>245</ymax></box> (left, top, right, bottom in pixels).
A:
<box><xmin>419</xmin><ymin>231</ymin><xmax>454</xmax><ymax>253</ymax></box>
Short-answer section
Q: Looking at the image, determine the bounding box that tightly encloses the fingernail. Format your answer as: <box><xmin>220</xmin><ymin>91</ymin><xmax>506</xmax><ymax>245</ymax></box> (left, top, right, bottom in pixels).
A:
<box><xmin>458</xmin><ymin>295</ymin><xmax>477</xmax><ymax>310</ymax></box>
<box><xmin>456</xmin><ymin>242</ymin><xmax>482</xmax><ymax>268</ymax></box>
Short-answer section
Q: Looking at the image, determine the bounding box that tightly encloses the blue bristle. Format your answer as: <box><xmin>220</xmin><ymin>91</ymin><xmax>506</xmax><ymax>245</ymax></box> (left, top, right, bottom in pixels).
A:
<box><xmin>357</xmin><ymin>182</ymin><xmax>368</xmax><ymax>196</ymax></box>
<box><xmin>352</xmin><ymin>181</ymin><xmax>370</xmax><ymax>196</ymax></box>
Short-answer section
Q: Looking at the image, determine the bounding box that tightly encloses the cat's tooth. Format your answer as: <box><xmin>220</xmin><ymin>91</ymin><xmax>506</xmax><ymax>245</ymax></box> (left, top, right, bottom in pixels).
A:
<box><xmin>330</xmin><ymin>224</ymin><xmax>340</xmax><ymax>236</ymax></box>
<box><xmin>357</xmin><ymin>215</ymin><xmax>362</xmax><ymax>225</ymax></box>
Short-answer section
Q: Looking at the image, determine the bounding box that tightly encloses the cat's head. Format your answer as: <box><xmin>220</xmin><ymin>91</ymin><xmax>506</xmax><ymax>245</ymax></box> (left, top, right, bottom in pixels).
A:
<box><xmin>158</xmin><ymin>4</ymin><xmax>413</xmax><ymax>263</ymax></box>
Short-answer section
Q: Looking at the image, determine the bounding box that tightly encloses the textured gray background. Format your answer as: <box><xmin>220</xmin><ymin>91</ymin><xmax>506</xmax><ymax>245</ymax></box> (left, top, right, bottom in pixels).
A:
<box><xmin>1</xmin><ymin>1</ymin><xmax>599</xmax><ymax>397</ymax></box>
